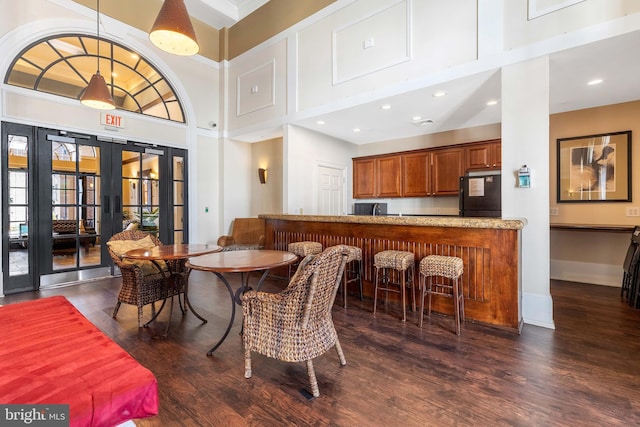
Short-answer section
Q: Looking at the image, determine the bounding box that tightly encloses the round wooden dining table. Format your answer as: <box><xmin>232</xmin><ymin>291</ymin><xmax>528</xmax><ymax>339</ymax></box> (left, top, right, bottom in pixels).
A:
<box><xmin>124</xmin><ymin>243</ymin><xmax>221</xmax><ymax>337</ymax></box>
<box><xmin>186</xmin><ymin>249</ymin><xmax>297</xmax><ymax>355</ymax></box>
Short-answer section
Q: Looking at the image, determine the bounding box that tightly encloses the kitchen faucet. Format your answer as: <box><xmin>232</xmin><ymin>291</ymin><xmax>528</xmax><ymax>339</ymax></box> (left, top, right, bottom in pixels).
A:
<box><xmin>372</xmin><ymin>203</ymin><xmax>380</xmax><ymax>216</ymax></box>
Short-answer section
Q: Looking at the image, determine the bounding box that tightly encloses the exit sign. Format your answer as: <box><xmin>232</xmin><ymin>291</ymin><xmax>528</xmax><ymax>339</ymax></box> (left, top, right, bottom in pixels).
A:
<box><xmin>101</xmin><ymin>112</ymin><xmax>125</xmax><ymax>128</ymax></box>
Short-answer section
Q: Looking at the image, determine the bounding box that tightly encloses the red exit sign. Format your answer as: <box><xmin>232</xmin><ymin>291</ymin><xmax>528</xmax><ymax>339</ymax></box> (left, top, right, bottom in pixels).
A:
<box><xmin>101</xmin><ymin>112</ymin><xmax>125</xmax><ymax>128</ymax></box>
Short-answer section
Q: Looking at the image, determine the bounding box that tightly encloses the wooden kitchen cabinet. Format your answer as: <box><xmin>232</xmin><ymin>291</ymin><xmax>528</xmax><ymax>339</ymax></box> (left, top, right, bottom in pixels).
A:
<box><xmin>376</xmin><ymin>155</ymin><xmax>402</xmax><ymax>198</ymax></box>
<box><xmin>353</xmin><ymin>158</ymin><xmax>376</xmax><ymax>198</ymax></box>
<box><xmin>431</xmin><ymin>147</ymin><xmax>465</xmax><ymax>196</ymax></box>
<box><xmin>402</xmin><ymin>149</ymin><xmax>463</xmax><ymax>197</ymax></box>
<box><xmin>354</xmin><ymin>139</ymin><xmax>494</xmax><ymax>199</ymax></box>
<box><xmin>353</xmin><ymin>155</ymin><xmax>402</xmax><ymax>198</ymax></box>
<box><xmin>466</xmin><ymin>140</ymin><xmax>501</xmax><ymax>170</ymax></box>
<box><xmin>402</xmin><ymin>151</ymin><xmax>430</xmax><ymax>197</ymax></box>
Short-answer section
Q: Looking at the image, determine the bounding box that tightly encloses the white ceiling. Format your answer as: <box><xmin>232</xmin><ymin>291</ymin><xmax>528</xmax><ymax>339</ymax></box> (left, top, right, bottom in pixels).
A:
<box><xmin>185</xmin><ymin>0</ymin><xmax>268</xmax><ymax>29</ymax></box>
<box><xmin>187</xmin><ymin>0</ymin><xmax>640</xmax><ymax>145</ymax></box>
<box><xmin>292</xmin><ymin>30</ymin><xmax>640</xmax><ymax>145</ymax></box>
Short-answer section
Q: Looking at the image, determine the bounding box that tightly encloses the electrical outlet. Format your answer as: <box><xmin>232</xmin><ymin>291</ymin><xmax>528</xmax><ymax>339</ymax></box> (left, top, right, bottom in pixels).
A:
<box><xmin>549</xmin><ymin>207</ymin><xmax>559</xmax><ymax>216</ymax></box>
<box><xmin>434</xmin><ymin>207</ymin><xmax>442</xmax><ymax>214</ymax></box>
<box><xmin>626</xmin><ymin>207</ymin><xmax>640</xmax><ymax>217</ymax></box>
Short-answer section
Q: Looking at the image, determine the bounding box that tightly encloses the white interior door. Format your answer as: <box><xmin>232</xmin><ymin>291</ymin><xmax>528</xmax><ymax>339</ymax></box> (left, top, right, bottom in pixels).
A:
<box><xmin>318</xmin><ymin>165</ymin><xmax>345</xmax><ymax>215</ymax></box>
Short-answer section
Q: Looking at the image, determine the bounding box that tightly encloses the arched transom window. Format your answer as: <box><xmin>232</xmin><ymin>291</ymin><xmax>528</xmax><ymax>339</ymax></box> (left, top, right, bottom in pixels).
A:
<box><xmin>5</xmin><ymin>34</ymin><xmax>185</xmax><ymax>123</ymax></box>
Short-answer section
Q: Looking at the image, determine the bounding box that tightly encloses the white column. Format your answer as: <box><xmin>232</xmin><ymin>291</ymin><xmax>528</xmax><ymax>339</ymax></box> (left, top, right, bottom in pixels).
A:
<box><xmin>502</xmin><ymin>56</ymin><xmax>555</xmax><ymax>329</ymax></box>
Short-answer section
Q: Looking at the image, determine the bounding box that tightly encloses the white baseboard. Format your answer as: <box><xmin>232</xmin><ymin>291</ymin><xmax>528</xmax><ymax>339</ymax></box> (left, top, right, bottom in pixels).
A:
<box><xmin>550</xmin><ymin>259</ymin><xmax>622</xmax><ymax>287</ymax></box>
<box><xmin>522</xmin><ymin>292</ymin><xmax>555</xmax><ymax>329</ymax></box>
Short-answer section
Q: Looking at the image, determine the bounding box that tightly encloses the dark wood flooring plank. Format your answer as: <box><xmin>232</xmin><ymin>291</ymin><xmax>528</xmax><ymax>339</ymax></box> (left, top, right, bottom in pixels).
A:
<box><xmin>1</xmin><ymin>275</ymin><xmax>640</xmax><ymax>426</ymax></box>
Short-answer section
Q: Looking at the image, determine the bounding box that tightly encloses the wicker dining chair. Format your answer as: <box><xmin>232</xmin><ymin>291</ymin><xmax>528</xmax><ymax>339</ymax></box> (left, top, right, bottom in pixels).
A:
<box><xmin>241</xmin><ymin>244</ymin><xmax>350</xmax><ymax>398</ymax></box>
<box><xmin>107</xmin><ymin>230</ymin><xmax>177</xmax><ymax>328</ymax></box>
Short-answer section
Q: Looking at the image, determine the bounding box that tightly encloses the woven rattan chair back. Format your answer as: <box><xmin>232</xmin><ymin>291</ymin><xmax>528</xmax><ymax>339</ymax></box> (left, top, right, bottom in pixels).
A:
<box><xmin>108</xmin><ymin>230</ymin><xmax>167</xmax><ymax>328</ymax></box>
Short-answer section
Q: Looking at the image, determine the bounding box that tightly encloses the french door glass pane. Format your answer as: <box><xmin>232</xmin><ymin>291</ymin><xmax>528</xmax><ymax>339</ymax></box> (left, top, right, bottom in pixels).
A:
<box><xmin>51</xmin><ymin>141</ymin><xmax>101</xmax><ymax>271</ymax></box>
<box><xmin>173</xmin><ymin>155</ymin><xmax>184</xmax><ymax>243</ymax></box>
<box><xmin>121</xmin><ymin>150</ymin><xmax>160</xmax><ymax>234</ymax></box>
<box><xmin>7</xmin><ymin>135</ymin><xmax>29</xmax><ymax>277</ymax></box>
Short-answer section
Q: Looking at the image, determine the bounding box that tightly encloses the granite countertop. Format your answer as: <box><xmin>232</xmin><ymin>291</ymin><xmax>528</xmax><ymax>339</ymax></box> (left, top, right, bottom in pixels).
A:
<box><xmin>259</xmin><ymin>214</ymin><xmax>527</xmax><ymax>230</ymax></box>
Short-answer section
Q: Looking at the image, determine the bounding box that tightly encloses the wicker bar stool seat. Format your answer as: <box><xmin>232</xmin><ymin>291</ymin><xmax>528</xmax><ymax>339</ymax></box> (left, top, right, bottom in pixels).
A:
<box><xmin>419</xmin><ymin>255</ymin><xmax>464</xmax><ymax>335</ymax></box>
<box><xmin>373</xmin><ymin>250</ymin><xmax>415</xmax><ymax>321</ymax></box>
<box><xmin>338</xmin><ymin>246</ymin><xmax>364</xmax><ymax>308</ymax></box>
<box><xmin>288</xmin><ymin>241</ymin><xmax>323</xmax><ymax>278</ymax></box>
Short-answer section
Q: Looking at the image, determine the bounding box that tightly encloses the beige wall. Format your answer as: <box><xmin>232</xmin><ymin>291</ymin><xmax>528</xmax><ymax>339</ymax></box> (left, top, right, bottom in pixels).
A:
<box><xmin>228</xmin><ymin>0</ymin><xmax>335</xmax><ymax>60</ymax></box>
<box><xmin>251</xmin><ymin>137</ymin><xmax>283</xmax><ymax>216</ymax></box>
<box><xmin>549</xmin><ymin>101</ymin><xmax>640</xmax><ymax>226</ymax></box>
<box><xmin>549</xmin><ymin>101</ymin><xmax>640</xmax><ymax>285</ymax></box>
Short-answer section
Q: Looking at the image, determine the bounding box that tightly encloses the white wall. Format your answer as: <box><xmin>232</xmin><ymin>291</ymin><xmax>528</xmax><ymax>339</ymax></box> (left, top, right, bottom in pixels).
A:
<box><xmin>502</xmin><ymin>56</ymin><xmax>554</xmax><ymax>329</ymax></box>
<box><xmin>191</xmin><ymin>132</ymin><xmax>221</xmax><ymax>245</ymax></box>
<box><xmin>284</xmin><ymin>125</ymin><xmax>356</xmax><ymax>215</ymax></box>
<box><xmin>0</xmin><ymin>0</ymin><xmax>222</xmax><ymax>295</ymax></box>
<box><xmin>220</xmin><ymin>139</ymin><xmax>252</xmax><ymax>234</ymax></box>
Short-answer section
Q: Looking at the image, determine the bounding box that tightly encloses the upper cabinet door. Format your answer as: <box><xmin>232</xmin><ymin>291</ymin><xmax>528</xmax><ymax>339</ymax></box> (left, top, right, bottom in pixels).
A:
<box><xmin>376</xmin><ymin>155</ymin><xmax>402</xmax><ymax>198</ymax></box>
<box><xmin>466</xmin><ymin>140</ymin><xmax>501</xmax><ymax>170</ymax></box>
<box><xmin>431</xmin><ymin>147</ymin><xmax>465</xmax><ymax>196</ymax></box>
<box><xmin>402</xmin><ymin>152</ymin><xmax>430</xmax><ymax>197</ymax></box>
<box><xmin>353</xmin><ymin>158</ymin><xmax>376</xmax><ymax>199</ymax></box>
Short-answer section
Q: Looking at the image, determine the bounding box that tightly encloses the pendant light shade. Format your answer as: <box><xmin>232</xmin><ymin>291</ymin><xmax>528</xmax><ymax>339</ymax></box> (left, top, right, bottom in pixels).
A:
<box><xmin>149</xmin><ymin>0</ymin><xmax>199</xmax><ymax>56</ymax></box>
<box><xmin>80</xmin><ymin>0</ymin><xmax>115</xmax><ymax>110</ymax></box>
<box><xmin>81</xmin><ymin>71</ymin><xmax>115</xmax><ymax>110</ymax></box>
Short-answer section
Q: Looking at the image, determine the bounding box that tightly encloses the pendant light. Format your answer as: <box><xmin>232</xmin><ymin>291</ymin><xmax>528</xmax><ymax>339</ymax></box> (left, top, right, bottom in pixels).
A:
<box><xmin>80</xmin><ymin>0</ymin><xmax>115</xmax><ymax>110</ymax></box>
<box><xmin>149</xmin><ymin>0</ymin><xmax>199</xmax><ymax>56</ymax></box>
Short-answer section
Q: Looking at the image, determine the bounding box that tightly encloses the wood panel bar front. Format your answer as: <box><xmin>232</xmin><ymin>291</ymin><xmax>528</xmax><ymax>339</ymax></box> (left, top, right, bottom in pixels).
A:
<box><xmin>260</xmin><ymin>214</ymin><xmax>525</xmax><ymax>332</ymax></box>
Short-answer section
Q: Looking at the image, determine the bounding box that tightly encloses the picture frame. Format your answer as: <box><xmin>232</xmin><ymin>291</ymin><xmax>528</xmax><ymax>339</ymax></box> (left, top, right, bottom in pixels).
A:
<box><xmin>557</xmin><ymin>130</ymin><xmax>632</xmax><ymax>202</ymax></box>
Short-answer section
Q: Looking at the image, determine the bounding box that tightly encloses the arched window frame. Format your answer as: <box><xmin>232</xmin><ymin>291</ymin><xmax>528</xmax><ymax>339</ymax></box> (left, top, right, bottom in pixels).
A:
<box><xmin>5</xmin><ymin>34</ymin><xmax>186</xmax><ymax>123</ymax></box>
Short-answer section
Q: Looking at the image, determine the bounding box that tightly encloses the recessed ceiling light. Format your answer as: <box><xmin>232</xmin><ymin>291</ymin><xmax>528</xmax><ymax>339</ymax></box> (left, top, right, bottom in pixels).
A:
<box><xmin>316</xmin><ymin>120</ymin><xmax>325</xmax><ymax>125</ymax></box>
<box><xmin>587</xmin><ymin>79</ymin><xmax>603</xmax><ymax>86</ymax></box>
<box><xmin>353</xmin><ymin>128</ymin><xmax>361</xmax><ymax>132</ymax></box>
<box><xmin>412</xmin><ymin>115</ymin><xmax>422</xmax><ymax>121</ymax></box>
<box><xmin>412</xmin><ymin>119</ymin><xmax>435</xmax><ymax>127</ymax></box>
<box><xmin>486</xmin><ymin>100</ymin><xmax>499</xmax><ymax>106</ymax></box>
<box><xmin>433</xmin><ymin>91</ymin><xmax>447</xmax><ymax>97</ymax></box>
<box><xmin>381</xmin><ymin>104</ymin><xmax>391</xmax><ymax>110</ymax></box>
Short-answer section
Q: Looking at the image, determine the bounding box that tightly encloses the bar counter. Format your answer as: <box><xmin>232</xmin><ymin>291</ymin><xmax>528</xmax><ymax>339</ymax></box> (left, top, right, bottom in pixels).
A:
<box><xmin>260</xmin><ymin>214</ymin><xmax>526</xmax><ymax>332</ymax></box>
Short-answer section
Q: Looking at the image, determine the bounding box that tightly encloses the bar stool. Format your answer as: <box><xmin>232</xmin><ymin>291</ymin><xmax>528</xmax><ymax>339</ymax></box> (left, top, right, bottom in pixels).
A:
<box><xmin>373</xmin><ymin>250</ymin><xmax>415</xmax><ymax>321</ymax></box>
<box><xmin>339</xmin><ymin>246</ymin><xmax>364</xmax><ymax>308</ymax></box>
<box><xmin>418</xmin><ymin>255</ymin><xmax>464</xmax><ymax>335</ymax></box>
<box><xmin>287</xmin><ymin>241</ymin><xmax>322</xmax><ymax>278</ymax></box>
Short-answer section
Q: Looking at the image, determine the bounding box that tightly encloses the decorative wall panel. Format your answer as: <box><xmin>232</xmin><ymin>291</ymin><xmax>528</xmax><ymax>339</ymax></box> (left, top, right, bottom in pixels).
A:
<box><xmin>237</xmin><ymin>60</ymin><xmax>276</xmax><ymax>117</ymax></box>
<box><xmin>332</xmin><ymin>0</ymin><xmax>410</xmax><ymax>84</ymax></box>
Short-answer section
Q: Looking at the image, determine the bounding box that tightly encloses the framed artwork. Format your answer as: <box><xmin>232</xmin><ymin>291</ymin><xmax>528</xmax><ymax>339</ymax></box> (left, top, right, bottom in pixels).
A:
<box><xmin>557</xmin><ymin>130</ymin><xmax>631</xmax><ymax>202</ymax></box>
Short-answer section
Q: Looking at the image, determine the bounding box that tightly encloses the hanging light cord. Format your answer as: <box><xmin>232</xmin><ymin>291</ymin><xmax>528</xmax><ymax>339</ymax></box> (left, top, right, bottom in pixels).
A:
<box><xmin>96</xmin><ymin>0</ymin><xmax>100</xmax><ymax>73</ymax></box>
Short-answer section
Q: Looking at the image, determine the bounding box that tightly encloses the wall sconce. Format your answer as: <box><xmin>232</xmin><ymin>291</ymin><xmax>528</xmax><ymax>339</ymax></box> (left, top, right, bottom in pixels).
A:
<box><xmin>258</xmin><ymin>168</ymin><xmax>267</xmax><ymax>184</ymax></box>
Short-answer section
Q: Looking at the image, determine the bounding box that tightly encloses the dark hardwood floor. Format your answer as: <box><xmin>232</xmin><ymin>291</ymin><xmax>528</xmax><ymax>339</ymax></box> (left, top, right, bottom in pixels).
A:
<box><xmin>2</xmin><ymin>273</ymin><xmax>640</xmax><ymax>426</ymax></box>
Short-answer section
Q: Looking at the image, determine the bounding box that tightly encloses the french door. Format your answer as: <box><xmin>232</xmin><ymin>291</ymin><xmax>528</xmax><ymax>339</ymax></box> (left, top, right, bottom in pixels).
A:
<box><xmin>1</xmin><ymin>122</ymin><xmax>188</xmax><ymax>293</ymax></box>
